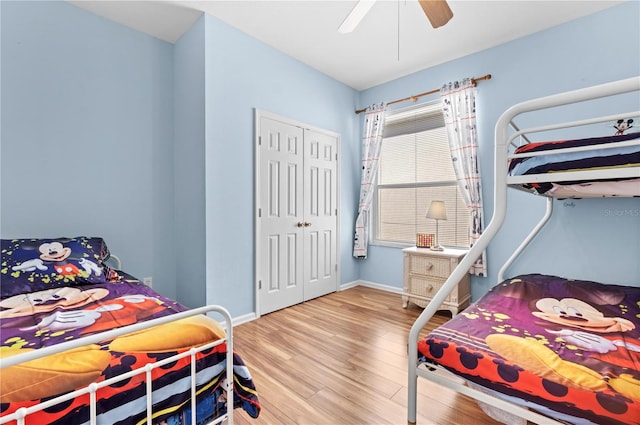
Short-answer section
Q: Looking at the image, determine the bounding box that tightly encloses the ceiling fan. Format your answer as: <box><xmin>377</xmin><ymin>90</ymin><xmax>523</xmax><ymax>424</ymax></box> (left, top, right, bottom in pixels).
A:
<box><xmin>338</xmin><ymin>0</ymin><xmax>453</xmax><ymax>34</ymax></box>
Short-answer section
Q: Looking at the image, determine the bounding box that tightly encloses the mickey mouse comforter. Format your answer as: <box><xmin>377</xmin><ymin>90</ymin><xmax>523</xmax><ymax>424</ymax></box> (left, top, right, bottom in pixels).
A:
<box><xmin>418</xmin><ymin>274</ymin><xmax>640</xmax><ymax>425</ymax></box>
<box><xmin>0</xmin><ymin>237</ymin><xmax>260</xmax><ymax>425</ymax></box>
<box><xmin>507</xmin><ymin>131</ymin><xmax>640</xmax><ymax>197</ymax></box>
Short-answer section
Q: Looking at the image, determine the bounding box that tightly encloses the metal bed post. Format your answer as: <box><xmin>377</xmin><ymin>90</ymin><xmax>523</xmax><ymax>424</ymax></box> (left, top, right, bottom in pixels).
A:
<box><xmin>497</xmin><ymin>197</ymin><xmax>553</xmax><ymax>282</ymax></box>
<box><xmin>407</xmin><ymin>85</ymin><xmax>512</xmax><ymax>423</ymax></box>
<box><xmin>224</xmin><ymin>309</ymin><xmax>234</xmax><ymax>425</ymax></box>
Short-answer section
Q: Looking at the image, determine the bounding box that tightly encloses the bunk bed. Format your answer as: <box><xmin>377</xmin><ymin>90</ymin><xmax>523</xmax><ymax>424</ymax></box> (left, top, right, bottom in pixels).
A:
<box><xmin>407</xmin><ymin>77</ymin><xmax>640</xmax><ymax>425</ymax></box>
<box><xmin>0</xmin><ymin>237</ymin><xmax>261</xmax><ymax>425</ymax></box>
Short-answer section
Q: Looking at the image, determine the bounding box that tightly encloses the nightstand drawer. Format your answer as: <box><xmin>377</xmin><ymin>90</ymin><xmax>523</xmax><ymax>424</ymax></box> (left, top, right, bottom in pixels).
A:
<box><xmin>408</xmin><ymin>255</ymin><xmax>450</xmax><ymax>278</ymax></box>
<box><xmin>408</xmin><ymin>275</ymin><xmax>446</xmax><ymax>300</ymax></box>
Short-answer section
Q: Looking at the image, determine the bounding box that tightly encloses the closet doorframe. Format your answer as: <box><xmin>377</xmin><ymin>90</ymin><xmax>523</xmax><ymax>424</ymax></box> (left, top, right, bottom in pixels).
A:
<box><xmin>254</xmin><ymin>110</ymin><xmax>340</xmax><ymax>317</ymax></box>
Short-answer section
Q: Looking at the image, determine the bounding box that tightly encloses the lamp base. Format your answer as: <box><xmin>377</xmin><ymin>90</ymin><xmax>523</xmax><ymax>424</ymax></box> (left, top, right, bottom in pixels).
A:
<box><xmin>430</xmin><ymin>245</ymin><xmax>444</xmax><ymax>251</ymax></box>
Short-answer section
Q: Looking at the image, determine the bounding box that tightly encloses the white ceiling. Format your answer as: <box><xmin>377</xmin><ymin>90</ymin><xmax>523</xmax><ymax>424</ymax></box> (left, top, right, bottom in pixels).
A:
<box><xmin>68</xmin><ymin>0</ymin><xmax>626</xmax><ymax>91</ymax></box>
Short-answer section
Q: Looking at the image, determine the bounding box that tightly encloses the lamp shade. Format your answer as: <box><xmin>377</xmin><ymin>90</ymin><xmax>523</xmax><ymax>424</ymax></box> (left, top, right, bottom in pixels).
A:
<box><xmin>426</xmin><ymin>200</ymin><xmax>447</xmax><ymax>221</ymax></box>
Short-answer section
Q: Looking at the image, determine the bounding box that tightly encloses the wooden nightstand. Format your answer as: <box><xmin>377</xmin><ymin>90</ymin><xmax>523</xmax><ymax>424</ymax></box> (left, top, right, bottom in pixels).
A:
<box><xmin>402</xmin><ymin>247</ymin><xmax>471</xmax><ymax>315</ymax></box>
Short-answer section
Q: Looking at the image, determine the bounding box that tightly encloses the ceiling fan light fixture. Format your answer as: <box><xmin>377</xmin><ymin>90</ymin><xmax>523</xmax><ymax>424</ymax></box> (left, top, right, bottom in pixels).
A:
<box><xmin>338</xmin><ymin>0</ymin><xmax>377</xmax><ymax>34</ymax></box>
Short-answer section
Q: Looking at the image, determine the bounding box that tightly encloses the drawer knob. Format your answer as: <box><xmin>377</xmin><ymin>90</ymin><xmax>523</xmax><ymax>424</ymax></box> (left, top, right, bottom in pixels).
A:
<box><xmin>426</xmin><ymin>262</ymin><xmax>434</xmax><ymax>270</ymax></box>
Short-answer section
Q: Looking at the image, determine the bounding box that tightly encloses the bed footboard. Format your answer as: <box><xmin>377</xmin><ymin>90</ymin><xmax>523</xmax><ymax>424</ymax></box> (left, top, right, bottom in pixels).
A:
<box><xmin>0</xmin><ymin>305</ymin><xmax>236</xmax><ymax>425</ymax></box>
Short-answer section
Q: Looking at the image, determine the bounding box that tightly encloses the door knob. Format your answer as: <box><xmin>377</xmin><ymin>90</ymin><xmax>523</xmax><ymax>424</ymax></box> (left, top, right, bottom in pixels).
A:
<box><xmin>296</xmin><ymin>222</ymin><xmax>305</xmax><ymax>227</ymax></box>
<box><xmin>304</xmin><ymin>222</ymin><xmax>312</xmax><ymax>227</ymax></box>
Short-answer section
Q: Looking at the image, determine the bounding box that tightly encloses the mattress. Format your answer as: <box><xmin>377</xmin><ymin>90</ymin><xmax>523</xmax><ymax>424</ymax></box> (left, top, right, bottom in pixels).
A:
<box><xmin>0</xmin><ymin>274</ymin><xmax>261</xmax><ymax>424</ymax></box>
<box><xmin>418</xmin><ymin>274</ymin><xmax>640</xmax><ymax>425</ymax></box>
<box><xmin>507</xmin><ymin>132</ymin><xmax>640</xmax><ymax>196</ymax></box>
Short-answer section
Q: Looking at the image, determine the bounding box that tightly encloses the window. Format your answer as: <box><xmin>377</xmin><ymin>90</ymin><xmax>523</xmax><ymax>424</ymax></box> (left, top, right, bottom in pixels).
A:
<box><xmin>373</xmin><ymin>101</ymin><xmax>471</xmax><ymax>248</ymax></box>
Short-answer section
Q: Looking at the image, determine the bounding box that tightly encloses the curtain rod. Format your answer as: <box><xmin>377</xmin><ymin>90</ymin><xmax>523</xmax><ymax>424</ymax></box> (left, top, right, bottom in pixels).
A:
<box><xmin>355</xmin><ymin>73</ymin><xmax>492</xmax><ymax>114</ymax></box>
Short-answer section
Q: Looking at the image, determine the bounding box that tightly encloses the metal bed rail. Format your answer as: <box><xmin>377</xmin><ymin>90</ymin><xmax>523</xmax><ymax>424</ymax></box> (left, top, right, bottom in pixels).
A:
<box><xmin>0</xmin><ymin>305</ymin><xmax>235</xmax><ymax>425</ymax></box>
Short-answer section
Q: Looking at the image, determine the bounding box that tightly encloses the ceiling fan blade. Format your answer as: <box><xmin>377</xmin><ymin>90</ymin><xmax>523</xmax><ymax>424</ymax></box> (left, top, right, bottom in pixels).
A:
<box><xmin>338</xmin><ymin>0</ymin><xmax>377</xmax><ymax>34</ymax></box>
<box><xmin>419</xmin><ymin>0</ymin><xmax>453</xmax><ymax>28</ymax></box>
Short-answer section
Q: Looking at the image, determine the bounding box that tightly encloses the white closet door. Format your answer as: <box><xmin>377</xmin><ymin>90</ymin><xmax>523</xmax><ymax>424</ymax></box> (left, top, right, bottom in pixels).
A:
<box><xmin>257</xmin><ymin>116</ymin><xmax>305</xmax><ymax>314</ymax></box>
<box><xmin>303</xmin><ymin>129</ymin><xmax>338</xmax><ymax>301</ymax></box>
<box><xmin>256</xmin><ymin>112</ymin><xmax>339</xmax><ymax>315</ymax></box>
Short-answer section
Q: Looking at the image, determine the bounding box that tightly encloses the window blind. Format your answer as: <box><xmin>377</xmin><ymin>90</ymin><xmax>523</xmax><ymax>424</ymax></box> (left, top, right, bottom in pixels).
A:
<box><xmin>382</xmin><ymin>101</ymin><xmax>444</xmax><ymax>138</ymax></box>
<box><xmin>374</xmin><ymin>102</ymin><xmax>470</xmax><ymax>247</ymax></box>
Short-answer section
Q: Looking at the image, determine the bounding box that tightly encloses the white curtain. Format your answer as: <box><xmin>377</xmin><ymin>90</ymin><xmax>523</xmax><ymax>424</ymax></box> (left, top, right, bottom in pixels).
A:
<box><xmin>353</xmin><ymin>103</ymin><xmax>387</xmax><ymax>259</ymax></box>
<box><xmin>440</xmin><ymin>79</ymin><xmax>487</xmax><ymax>276</ymax></box>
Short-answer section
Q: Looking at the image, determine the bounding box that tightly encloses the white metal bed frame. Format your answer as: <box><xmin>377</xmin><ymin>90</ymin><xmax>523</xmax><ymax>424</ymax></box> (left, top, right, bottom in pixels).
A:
<box><xmin>407</xmin><ymin>76</ymin><xmax>640</xmax><ymax>424</ymax></box>
<box><xmin>0</xmin><ymin>303</ymin><xmax>237</xmax><ymax>425</ymax></box>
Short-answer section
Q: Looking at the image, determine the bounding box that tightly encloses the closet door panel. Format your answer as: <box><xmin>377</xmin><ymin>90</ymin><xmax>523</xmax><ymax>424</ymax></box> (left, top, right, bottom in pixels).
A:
<box><xmin>258</xmin><ymin>117</ymin><xmax>304</xmax><ymax>314</ymax></box>
<box><xmin>303</xmin><ymin>129</ymin><xmax>338</xmax><ymax>301</ymax></box>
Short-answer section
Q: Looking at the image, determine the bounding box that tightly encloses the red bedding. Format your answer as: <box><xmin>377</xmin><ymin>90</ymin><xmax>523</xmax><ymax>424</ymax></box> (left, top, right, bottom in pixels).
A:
<box><xmin>418</xmin><ymin>274</ymin><xmax>640</xmax><ymax>425</ymax></box>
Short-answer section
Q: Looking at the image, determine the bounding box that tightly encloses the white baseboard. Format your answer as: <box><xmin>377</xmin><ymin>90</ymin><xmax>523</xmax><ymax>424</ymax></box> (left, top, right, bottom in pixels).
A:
<box><xmin>339</xmin><ymin>280</ymin><xmax>360</xmax><ymax>290</ymax></box>
<box><xmin>234</xmin><ymin>281</ymin><xmax>402</xmax><ymax>326</ymax></box>
<box><xmin>340</xmin><ymin>279</ymin><xmax>403</xmax><ymax>295</ymax></box>
<box><xmin>232</xmin><ymin>312</ymin><xmax>258</xmax><ymax>327</ymax></box>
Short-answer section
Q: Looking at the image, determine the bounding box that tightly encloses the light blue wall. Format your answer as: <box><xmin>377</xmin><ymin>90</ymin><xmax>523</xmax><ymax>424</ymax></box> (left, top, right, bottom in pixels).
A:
<box><xmin>0</xmin><ymin>1</ymin><xmax>177</xmax><ymax>298</ymax></box>
<box><xmin>0</xmin><ymin>1</ymin><xmax>358</xmax><ymax>317</ymax></box>
<box><xmin>201</xmin><ymin>15</ymin><xmax>358</xmax><ymax>316</ymax></box>
<box><xmin>358</xmin><ymin>1</ymin><xmax>640</xmax><ymax>298</ymax></box>
<box><xmin>173</xmin><ymin>16</ymin><xmax>206</xmax><ymax>309</ymax></box>
<box><xmin>0</xmin><ymin>0</ymin><xmax>2</xmax><ymax>231</ymax></box>
<box><xmin>1</xmin><ymin>1</ymin><xmax>638</xmax><ymax>318</ymax></box>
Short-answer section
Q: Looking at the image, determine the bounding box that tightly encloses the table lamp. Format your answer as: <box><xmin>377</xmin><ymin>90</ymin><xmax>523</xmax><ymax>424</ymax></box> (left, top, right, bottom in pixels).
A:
<box><xmin>426</xmin><ymin>200</ymin><xmax>447</xmax><ymax>251</ymax></box>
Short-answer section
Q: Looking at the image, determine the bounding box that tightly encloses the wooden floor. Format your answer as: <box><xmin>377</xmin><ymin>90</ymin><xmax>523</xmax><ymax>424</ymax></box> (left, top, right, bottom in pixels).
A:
<box><xmin>231</xmin><ymin>286</ymin><xmax>503</xmax><ymax>425</ymax></box>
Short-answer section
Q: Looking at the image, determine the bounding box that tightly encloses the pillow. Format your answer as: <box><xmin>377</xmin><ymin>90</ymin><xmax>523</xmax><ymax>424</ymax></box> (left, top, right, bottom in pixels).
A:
<box><xmin>1</xmin><ymin>237</ymin><xmax>113</xmax><ymax>298</ymax></box>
